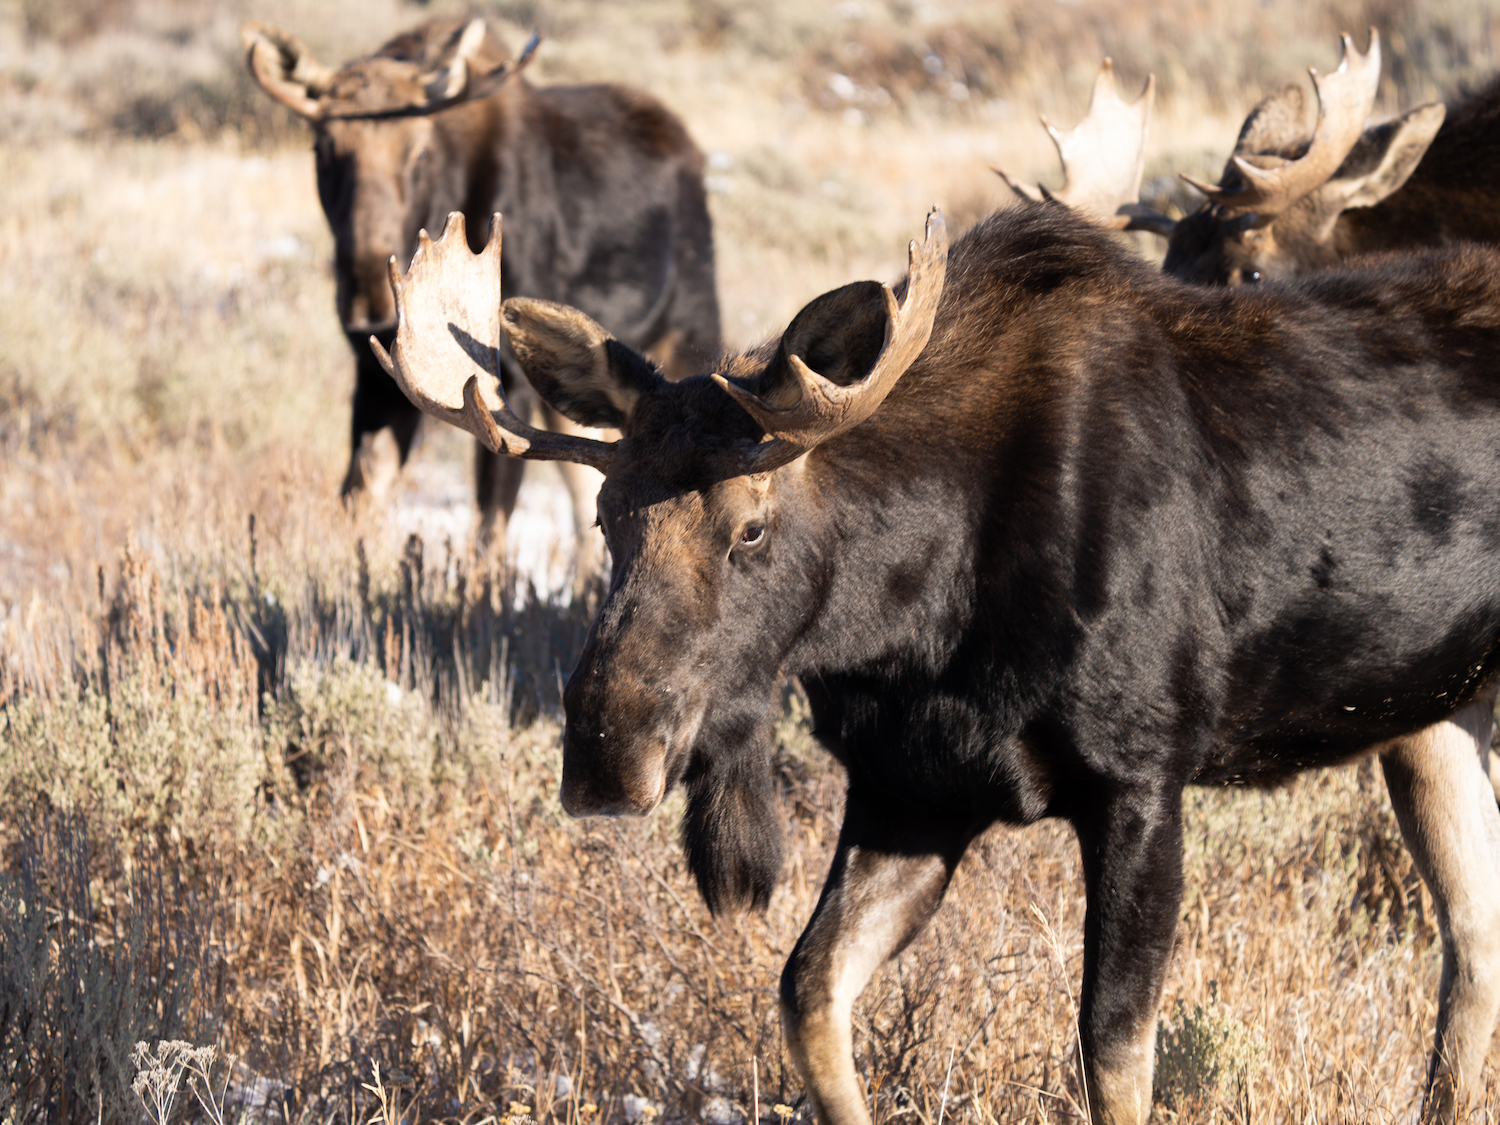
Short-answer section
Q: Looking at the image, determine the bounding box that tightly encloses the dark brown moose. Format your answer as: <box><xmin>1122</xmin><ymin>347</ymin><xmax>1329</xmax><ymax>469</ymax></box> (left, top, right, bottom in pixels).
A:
<box><xmin>241</xmin><ymin>17</ymin><xmax>720</xmax><ymax>573</ymax></box>
<box><xmin>377</xmin><ymin>207</ymin><xmax>1500</xmax><ymax>1123</ymax></box>
<box><xmin>1013</xmin><ymin>36</ymin><xmax>1500</xmax><ymax>802</ymax></box>
<box><xmin>1010</xmin><ymin>32</ymin><xmax>1500</xmax><ymax>288</ymax></box>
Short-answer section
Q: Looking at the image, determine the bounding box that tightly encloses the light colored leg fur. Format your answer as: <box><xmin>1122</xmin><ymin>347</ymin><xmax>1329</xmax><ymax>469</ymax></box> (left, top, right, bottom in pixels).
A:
<box><xmin>347</xmin><ymin>426</ymin><xmax>402</xmax><ymax>510</ymax></box>
<box><xmin>782</xmin><ymin>845</ymin><xmax>955</xmax><ymax>1125</ymax></box>
<box><xmin>539</xmin><ymin>402</ymin><xmax>609</xmax><ymax>589</ymax></box>
<box><xmin>1380</xmin><ymin>696</ymin><xmax>1500</xmax><ymax>1123</ymax></box>
<box><xmin>1086</xmin><ymin>1025</ymin><xmax>1158</xmax><ymax>1125</ymax></box>
<box><xmin>475</xmin><ymin>445</ymin><xmax>525</xmax><ymax>567</ymax></box>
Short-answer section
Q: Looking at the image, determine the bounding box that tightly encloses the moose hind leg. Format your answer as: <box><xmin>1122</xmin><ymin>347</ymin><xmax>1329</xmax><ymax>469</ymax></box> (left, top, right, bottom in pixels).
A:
<box><xmin>475</xmin><ymin>443</ymin><xmax>525</xmax><ymax>563</ymax></box>
<box><xmin>475</xmin><ymin>370</ymin><xmax>536</xmax><ymax>562</ymax></box>
<box><xmin>780</xmin><ymin>794</ymin><xmax>976</xmax><ymax>1125</ymax></box>
<box><xmin>1381</xmin><ymin>697</ymin><xmax>1500</xmax><ymax>1122</ymax></box>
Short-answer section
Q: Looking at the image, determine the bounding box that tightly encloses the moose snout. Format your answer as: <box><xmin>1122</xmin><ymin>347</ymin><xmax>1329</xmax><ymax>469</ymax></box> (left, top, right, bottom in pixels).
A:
<box><xmin>559</xmin><ymin>735</ymin><xmax>666</xmax><ymax>818</ymax></box>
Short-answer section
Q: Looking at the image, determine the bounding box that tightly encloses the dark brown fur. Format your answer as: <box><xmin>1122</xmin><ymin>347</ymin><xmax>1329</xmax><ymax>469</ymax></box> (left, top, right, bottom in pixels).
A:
<box><xmin>488</xmin><ymin>204</ymin><xmax>1500</xmax><ymax>1123</ymax></box>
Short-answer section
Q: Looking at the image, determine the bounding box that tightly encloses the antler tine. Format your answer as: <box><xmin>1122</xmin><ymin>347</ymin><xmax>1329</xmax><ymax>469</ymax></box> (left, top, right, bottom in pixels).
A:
<box><xmin>714</xmin><ymin>210</ymin><xmax>948</xmax><ymax>474</ymax></box>
<box><xmin>997</xmin><ymin>60</ymin><xmax>1172</xmax><ymax>232</ymax></box>
<box><xmin>1183</xmin><ymin>28</ymin><xmax>1381</xmax><ymax>218</ymax></box>
<box><xmin>371</xmin><ymin>211</ymin><xmax>616</xmax><ymax>472</ymax></box>
<box><xmin>1048</xmin><ymin>60</ymin><xmax>1153</xmax><ymax>228</ymax></box>
<box><xmin>322</xmin><ymin>31</ymin><xmax>542</xmax><ymax>121</ymax></box>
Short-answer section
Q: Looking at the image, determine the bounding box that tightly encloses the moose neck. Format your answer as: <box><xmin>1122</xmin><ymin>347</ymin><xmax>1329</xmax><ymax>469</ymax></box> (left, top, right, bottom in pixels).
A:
<box><xmin>769</xmin><ymin>206</ymin><xmax>1225</xmax><ymax>815</ymax></box>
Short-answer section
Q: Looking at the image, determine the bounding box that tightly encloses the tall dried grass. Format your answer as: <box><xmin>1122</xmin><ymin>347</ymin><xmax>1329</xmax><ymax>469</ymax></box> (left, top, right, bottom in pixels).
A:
<box><xmin>9</xmin><ymin>535</ymin><xmax>1497</xmax><ymax>1122</ymax></box>
<box><xmin>4</xmin><ymin>0</ymin><xmax>1500</xmax><ymax>1121</ymax></box>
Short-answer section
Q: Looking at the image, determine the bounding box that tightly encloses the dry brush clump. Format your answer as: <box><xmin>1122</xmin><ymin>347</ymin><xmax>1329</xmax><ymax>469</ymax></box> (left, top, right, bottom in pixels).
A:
<box><xmin>0</xmin><ymin>812</ymin><xmax>223</xmax><ymax>1125</ymax></box>
<box><xmin>4</xmin><ymin>530</ymin><xmax>1498</xmax><ymax>1122</ymax></box>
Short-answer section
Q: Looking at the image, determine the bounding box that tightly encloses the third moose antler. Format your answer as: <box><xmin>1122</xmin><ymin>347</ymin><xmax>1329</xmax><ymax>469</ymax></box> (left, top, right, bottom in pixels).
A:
<box><xmin>998</xmin><ymin>60</ymin><xmax>1174</xmax><ymax>234</ymax></box>
<box><xmin>1180</xmin><ymin>30</ymin><xmax>1382</xmax><ymax>220</ymax></box>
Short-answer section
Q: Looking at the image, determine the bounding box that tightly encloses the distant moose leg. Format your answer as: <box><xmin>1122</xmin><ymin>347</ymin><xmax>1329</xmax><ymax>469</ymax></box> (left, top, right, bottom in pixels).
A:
<box><xmin>343</xmin><ymin>329</ymin><xmax>422</xmax><ymax>509</ymax></box>
<box><xmin>475</xmin><ymin>443</ymin><xmax>526</xmax><ymax>562</ymax></box>
<box><xmin>780</xmin><ymin>792</ymin><xmax>978</xmax><ymax>1125</ymax></box>
<box><xmin>475</xmin><ymin>372</ymin><xmax>536</xmax><ymax>565</ymax></box>
<box><xmin>1380</xmin><ymin>696</ymin><xmax>1500</xmax><ymax>1123</ymax></box>
<box><xmin>1072</xmin><ymin>782</ymin><xmax>1185</xmax><ymax>1125</ymax></box>
<box><xmin>538</xmin><ymin>402</ymin><xmax>608</xmax><ymax>592</ymax></box>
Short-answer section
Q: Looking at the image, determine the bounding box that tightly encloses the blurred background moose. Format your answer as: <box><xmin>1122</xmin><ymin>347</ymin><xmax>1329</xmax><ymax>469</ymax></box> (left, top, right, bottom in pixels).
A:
<box><xmin>242</xmin><ymin>15</ymin><xmax>721</xmax><ymax>584</ymax></box>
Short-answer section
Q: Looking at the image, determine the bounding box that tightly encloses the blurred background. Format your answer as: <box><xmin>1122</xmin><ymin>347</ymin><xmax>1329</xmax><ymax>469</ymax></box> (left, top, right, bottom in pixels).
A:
<box><xmin>4</xmin><ymin>0</ymin><xmax>1500</xmax><ymax>604</ymax></box>
<box><xmin>3</xmin><ymin>2</ymin><xmax>1500</xmax><ymax>1122</ymax></box>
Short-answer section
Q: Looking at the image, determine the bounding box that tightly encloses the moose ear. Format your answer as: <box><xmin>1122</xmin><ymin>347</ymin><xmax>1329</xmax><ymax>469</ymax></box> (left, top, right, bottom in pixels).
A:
<box><xmin>1317</xmin><ymin>102</ymin><xmax>1446</xmax><ymax>213</ymax></box>
<box><xmin>500</xmin><ymin>298</ymin><xmax>659</xmax><ymax>429</ymax></box>
<box><xmin>240</xmin><ymin>22</ymin><xmax>332</xmax><ymax>119</ymax></box>
<box><xmin>755</xmin><ymin>280</ymin><xmax>890</xmax><ymax>407</ymax></box>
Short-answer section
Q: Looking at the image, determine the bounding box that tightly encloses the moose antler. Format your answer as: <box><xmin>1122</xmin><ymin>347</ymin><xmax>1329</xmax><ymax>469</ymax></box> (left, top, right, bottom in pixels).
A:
<box><xmin>317</xmin><ymin>25</ymin><xmax>541</xmax><ymax>122</ymax></box>
<box><xmin>1181</xmin><ymin>29</ymin><xmax>1381</xmax><ymax>218</ymax></box>
<box><xmin>713</xmin><ymin>210</ymin><xmax>948</xmax><ymax>474</ymax></box>
<box><xmin>997</xmin><ymin>60</ymin><xmax>1173</xmax><ymax>234</ymax></box>
<box><xmin>370</xmin><ymin>212</ymin><xmax>617</xmax><ymax>471</ymax></box>
<box><xmin>414</xmin><ymin>28</ymin><xmax>541</xmax><ymax>115</ymax></box>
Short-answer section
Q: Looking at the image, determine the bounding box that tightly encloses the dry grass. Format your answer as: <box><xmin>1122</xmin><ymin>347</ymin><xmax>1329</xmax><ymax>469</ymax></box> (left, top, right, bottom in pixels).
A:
<box><xmin>4</xmin><ymin>0</ymin><xmax>1500</xmax><ymax>1121</ymax></box>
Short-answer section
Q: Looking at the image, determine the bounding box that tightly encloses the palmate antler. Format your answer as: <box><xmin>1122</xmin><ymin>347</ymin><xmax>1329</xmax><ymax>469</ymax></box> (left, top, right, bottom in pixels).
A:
<box><xmin>328</xmin><ymin>28</ymin><xmax>540</xmax><ymax>122</ymax></box>
<box><xmin>1181</xmin><ymin>30</ymin><xmax>1381</xmax><ymax>219</ymax></box>
<box><xmin>369</xmin><ymin>212</ymin><xmax>617</xmax><ymax>471</ymax></box>
<box><xmin>998</xmin><ymin>60</ymin><xmax>1173</xmax><ymax>234</ymax></box>
<box><xmin>378</xmin><ymin>211</ymin><xmax>947</xmax><ymax>478</ymax></box>
<box><xmin>712</xmin><ymin>210</ymin><xmax>949</xmax><ymax>474</ymax></box>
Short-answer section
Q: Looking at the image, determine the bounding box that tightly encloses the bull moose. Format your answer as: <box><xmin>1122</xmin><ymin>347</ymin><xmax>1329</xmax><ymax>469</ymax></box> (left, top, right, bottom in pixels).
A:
<box><xmin>1161</xmin><ymin>29</ymin><xmax>1500</xmax><ymax>285</ymax></box>
<box><xmin>241</xmin><ymin>17</ymin><xmax>720</xmax><ymax>572</ymax></box>
<box><xmin>1008</xmin><ymin>34</ymin><xmax>1500</xmax><ymax>803</ymax></box>
<box><xmin>374</xmin><ymin>205</ymin><xmax>1500</xmax><ymax>1122</ymax></box>
<box><xmin>1009</xmin><ymin>31</ymin><xmax>1500</xmax><ymax>288</ymax></box>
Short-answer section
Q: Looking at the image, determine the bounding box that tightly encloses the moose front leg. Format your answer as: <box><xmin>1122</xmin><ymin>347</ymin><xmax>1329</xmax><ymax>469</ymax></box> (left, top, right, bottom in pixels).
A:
<box><xmin>1072</xmin><ymin>783</ymin><xmax>1185</xmax><ymax>1125</ymax></box>
<box><xmin>780</xmin><ymin>792</ymin><xmax>976</xmax><ymax>1125</ymax></box>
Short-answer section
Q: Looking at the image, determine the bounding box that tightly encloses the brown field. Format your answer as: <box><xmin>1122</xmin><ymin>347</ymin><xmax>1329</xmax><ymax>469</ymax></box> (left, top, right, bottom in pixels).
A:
<box><xmin>5</xmin><ymin>0</ymin><xmax>1500</xmax><ymax>1121</ymax></box>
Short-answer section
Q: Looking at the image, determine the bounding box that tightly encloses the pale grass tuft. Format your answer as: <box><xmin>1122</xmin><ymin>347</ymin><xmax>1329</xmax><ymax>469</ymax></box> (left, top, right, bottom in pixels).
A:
<box><xmin>1154</xmin><ymin>984</ymin><xmax>1268</xmax><ymax>1119</ymax></box>
<box><xmin>131</xmin><ymin>1040</ymin><xmax>229</xmax><ymax>1125</ymax></box>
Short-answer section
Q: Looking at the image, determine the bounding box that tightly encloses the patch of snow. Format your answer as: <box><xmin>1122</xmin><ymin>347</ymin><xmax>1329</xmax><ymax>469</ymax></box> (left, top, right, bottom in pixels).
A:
<box><xmin>386</xmin><ymin>452</ymin><xmax>578</xmax><ymax>598</ymax></box>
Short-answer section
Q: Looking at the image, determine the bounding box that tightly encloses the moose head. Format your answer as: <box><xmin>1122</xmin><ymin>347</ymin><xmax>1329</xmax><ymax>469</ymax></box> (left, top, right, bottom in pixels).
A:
<box><xmin>242</xmin><ymin>19</ymin><xmax>538</xmax><ymax>337</ymax></box>
<box><xmin>371</xmin><ymin>210</ymin><xmax>946</xmax><ymax>910</ymax></box>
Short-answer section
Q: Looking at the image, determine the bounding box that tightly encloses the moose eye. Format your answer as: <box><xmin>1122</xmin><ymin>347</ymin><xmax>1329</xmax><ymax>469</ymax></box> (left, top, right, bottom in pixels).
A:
<box><xmin>1247</xmin><ymin>270</ymin><xmax>1262</xmax><ymax>284</ymax></box>
<box><xmin>738</xmin><ymin>525</ymin><xmax>765</xmax><ymax>548</ymax></box>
